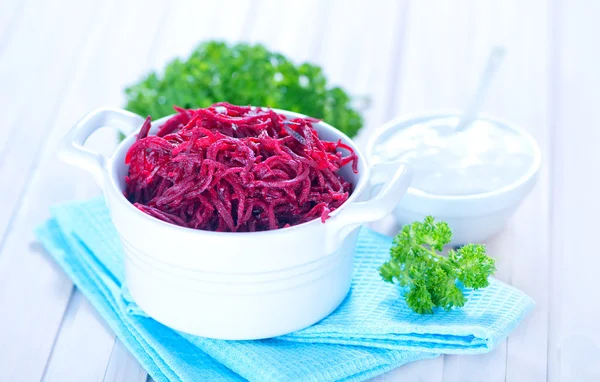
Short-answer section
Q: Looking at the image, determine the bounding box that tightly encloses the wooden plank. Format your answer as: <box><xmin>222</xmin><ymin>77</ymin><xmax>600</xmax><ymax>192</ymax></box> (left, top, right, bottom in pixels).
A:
<box><xmin>546</xmin><ymin>1</ymin><xmax>562</xmax><ymax>380</ymax></box>
<box><xmin>149</xmin><ymin>0</ymin><xmax>256</xmax><ymax>71</ymax></box>
<box><xmin>0</xmin><ymin>1</ymin><xmax>111</xmax><ymax>379</ymax></box>
<box><xmin>392</xmin><ymin>0</ymin><xmax>475</xmax><ymax>115</ymax></box>
<box><xmin>375</xmin><ymin>358</ymin><xmax>443</xmax><ymax>382</ymax></box>
<box><xmin>42</xmin><ymin>293</ymin><xmax>116</xmax><ymax>382</ymax></box>
<box><xmin>103</xmin><ymin>340</ymin><xmax>148</xmax><ymax>382</ymax></box>
<box><xmin>466</xmin><ymin>1</ymin><xmax>550</xmax><ymax>381</ymax></box>
<box><xmin>0</xmin><ymin>0</ymin><xmax>171</xmax><ymax>379</ymax></box>
<box><xmin>0</xmin><ymin>0</ymin><xmax>28</xmax><ymax>51</ymax></box>
<box><xmin>0</xmin><ymin>0</ymin><xmax>99</xmax><ymax>244</ymax></box>
<box><xmin>548</xmin><ymin>0</ymin><xmax>600</xmax><ymax>380</ymax></box>
<box><xmin>247</xmin><ymin>0</ymin><xmax>329</xmax><ymax>63</ymax></box>
<box><xmin>148</xmin><ymin>0</ymin><xmax>220</xmax><ymax>70</ymax></box>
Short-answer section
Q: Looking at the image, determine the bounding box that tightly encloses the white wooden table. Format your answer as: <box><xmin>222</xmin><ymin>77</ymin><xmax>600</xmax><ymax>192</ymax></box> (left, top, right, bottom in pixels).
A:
<box><xmin>1</xmin><ymin>0</ymin><xmax>599</xmax><ymax>381</ymax></box>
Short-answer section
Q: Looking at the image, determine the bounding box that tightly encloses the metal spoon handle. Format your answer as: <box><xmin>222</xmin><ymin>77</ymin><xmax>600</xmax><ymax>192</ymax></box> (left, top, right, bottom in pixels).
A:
<box><xmin>455</xmin><ymin>46</ymin><xmax>506</xmax><ymax>131</ymax></box>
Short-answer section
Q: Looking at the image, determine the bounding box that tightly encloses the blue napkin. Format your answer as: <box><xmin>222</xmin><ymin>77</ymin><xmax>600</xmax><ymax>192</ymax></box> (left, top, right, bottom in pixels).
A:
<box><xmin>281</xmin><ymin>236</ymin><xmax>533</xmax><ymax>353</ymax></box>
<box><xmin>35</xmin><ymin>198</ymin><xmax>533</xmax><ymax>382</ymax></box>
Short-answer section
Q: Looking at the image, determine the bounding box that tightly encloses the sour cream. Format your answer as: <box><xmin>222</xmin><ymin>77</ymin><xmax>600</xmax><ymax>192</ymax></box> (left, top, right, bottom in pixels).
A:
<box><xmin>370</xmin><ymin>116</ymin><xmax>537</xmax><ymax>196</ymax></box>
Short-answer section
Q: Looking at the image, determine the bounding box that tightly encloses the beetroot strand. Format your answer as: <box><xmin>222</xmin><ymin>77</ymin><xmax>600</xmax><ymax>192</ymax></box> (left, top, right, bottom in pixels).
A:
<box><xmin>137</xmin><ymin>116</ymin><xmax>152</xmax><ymax>140</ymax></box>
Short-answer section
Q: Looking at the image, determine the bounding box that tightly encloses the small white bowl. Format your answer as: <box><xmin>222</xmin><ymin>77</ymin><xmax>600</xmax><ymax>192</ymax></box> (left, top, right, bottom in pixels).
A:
<box><xmin>366</xmin><ymin>110</ymin><xmax>541</xmax><ymax>245</ymax></box>
<box><xmin>59</xmin><ymin>107</ymin><xmax>413</xmax><ymax>340</ymax></box>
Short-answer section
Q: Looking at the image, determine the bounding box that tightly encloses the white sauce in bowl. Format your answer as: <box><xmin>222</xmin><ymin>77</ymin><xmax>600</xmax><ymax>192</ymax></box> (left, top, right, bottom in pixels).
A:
<box><xmin>370</xmin><ymin>117</ymin><xmax>537</xmax><ymax>196</ymax></box>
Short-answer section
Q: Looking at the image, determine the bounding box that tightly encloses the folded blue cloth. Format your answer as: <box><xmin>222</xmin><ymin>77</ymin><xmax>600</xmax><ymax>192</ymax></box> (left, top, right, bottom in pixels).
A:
<box><xmin>36</xmin><ymin>198</ymin><xmax>533</xmax><ymax>381</ymax></box>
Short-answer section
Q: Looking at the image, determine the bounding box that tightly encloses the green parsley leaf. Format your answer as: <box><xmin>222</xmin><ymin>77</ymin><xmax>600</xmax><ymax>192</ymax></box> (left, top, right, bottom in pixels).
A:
<box><xmin>379</xmin><ymin>216</ymin><xmax>496</xmax><ymax>314</ymax></box>
<box><xmin>123</xmin><ymin>41</ymin><xmax>363</xmax><ymax>137</ymax></box>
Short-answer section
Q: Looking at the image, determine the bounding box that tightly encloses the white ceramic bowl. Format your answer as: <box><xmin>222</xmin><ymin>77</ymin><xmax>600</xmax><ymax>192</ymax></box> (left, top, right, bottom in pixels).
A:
<box><xmin>60</xmin><ymin>107</ymin><xmax>413</xmax><ymax>340</ymax></box>
<box><xmin>366</xmin><ymin>111</ymin><xmax>541</xmax><ymax>245</ymax></box>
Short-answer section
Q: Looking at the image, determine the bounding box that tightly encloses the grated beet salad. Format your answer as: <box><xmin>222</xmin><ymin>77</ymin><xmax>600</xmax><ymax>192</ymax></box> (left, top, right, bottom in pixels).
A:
<box><xmin>125</xmin><ymin>103</ymin><xmax>358</xmax><ymax>232</ymax></box>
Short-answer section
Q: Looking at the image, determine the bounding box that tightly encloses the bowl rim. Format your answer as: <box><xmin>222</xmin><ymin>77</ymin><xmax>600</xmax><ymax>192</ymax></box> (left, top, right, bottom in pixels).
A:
<box><xmin>366</xmin><ymin>109</ymin><xmax>542</xmax><ymax>201</ymax></box>
<box><xmin>106</xmin><ymin>108</ymin><xmax>370</xmax><ymax>236</ymax></box>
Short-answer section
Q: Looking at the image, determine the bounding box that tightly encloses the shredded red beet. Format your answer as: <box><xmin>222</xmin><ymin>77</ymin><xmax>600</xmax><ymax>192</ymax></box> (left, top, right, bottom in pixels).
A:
<box><xmin>125</xmin><ymin>103</ymin><xmax>358</xmax><ymax>232</ymax></box>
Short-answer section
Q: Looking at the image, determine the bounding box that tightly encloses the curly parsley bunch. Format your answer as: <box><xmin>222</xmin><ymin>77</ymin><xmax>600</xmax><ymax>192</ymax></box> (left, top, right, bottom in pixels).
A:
<box><xmin>124</xmin><ymin>41</ymin><xmax>363</xmax><ymax>137</ymax></box>
<box><xmin>379</xmin><ymin>216</ymin><xmax>496</xmax><ymax>314</ymax></box>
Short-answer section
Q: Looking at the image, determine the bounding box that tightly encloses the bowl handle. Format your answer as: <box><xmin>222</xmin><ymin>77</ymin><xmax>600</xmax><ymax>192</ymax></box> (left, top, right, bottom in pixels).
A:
<box><xmin>328</xmin><ymin>161</ymin><xmax>413</xmax><ymax>245</ymax></box>
<box><xmin>59</xmin><ymin>108</ymin><xmax>145</xmax><ymax>186</ymax></box>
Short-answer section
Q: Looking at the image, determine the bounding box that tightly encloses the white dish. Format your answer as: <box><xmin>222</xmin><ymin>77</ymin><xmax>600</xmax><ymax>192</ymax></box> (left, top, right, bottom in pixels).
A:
<box><xmin>59</xmin><ymin>107</ymin><xmax>413</xmax><ymax>340</ymax></box>
<box><xmin>367</xmin><ymin>110</ymin><xmax>541</xmax><ymax>245</ymax></box>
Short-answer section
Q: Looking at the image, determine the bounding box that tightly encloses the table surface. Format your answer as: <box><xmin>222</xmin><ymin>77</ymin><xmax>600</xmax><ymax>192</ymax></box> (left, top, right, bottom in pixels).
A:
<box><xmin>1</xmin><ymin>0</ymin><xmax>599</xmax><ymax>381</ymax></box>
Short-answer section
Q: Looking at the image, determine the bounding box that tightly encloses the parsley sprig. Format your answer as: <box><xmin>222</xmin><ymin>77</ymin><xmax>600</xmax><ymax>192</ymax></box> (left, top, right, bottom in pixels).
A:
<box><xmin>379</xmin><ymin>216</ymin><xmax>496</xmax><ymax>314</ymax></box>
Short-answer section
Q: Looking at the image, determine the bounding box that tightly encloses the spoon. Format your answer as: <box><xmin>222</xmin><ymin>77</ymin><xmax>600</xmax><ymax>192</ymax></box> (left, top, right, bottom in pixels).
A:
<box><xmin>454</xmin><ymin>46</ymin><xmax>506</xmax><ymax>132</ymax></box>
